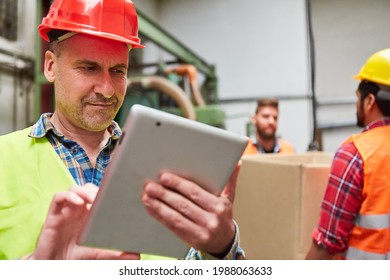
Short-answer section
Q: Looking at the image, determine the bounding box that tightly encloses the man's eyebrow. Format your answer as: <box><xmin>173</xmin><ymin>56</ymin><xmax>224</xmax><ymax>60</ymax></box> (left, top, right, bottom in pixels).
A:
<box><xmin>113</xmin><ymin>63</ymin><xmax>128</xmax><ymax>69</ymax></box>
<box><xmin>74</xmin><ymin>59</ymin><xmax>99</xmax><ymax>66</ymax></box>
<box><xmin>74</xmin><ymin>60</ymin><xmax>127</xmax><ymax>69</ymax></box>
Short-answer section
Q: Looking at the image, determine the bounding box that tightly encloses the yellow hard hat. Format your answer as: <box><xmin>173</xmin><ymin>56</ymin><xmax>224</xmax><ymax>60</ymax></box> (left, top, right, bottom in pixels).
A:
<box><xmin>354</xmin><ymin>48</ymin><xmax>390</xmax><ymax>86</ymax></box>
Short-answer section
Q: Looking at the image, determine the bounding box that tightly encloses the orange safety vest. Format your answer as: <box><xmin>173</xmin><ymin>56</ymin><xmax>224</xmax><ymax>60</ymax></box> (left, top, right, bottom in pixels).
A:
<box><xmin>243</xmin><ymin>138</ymin><xmax>295</xmax><ymax>155</ymax></box>
<box><xmin>343</xmin><ymin>125</ymin><xmax>390</xmax><ymax>260</ymax></box>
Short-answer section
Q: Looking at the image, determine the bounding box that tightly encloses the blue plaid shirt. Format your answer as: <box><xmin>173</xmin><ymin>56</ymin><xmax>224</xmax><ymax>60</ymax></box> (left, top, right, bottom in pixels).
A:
<box><xmin>28</xmin><ymin>113</ymin><xmax>245</xmax><ymax>260</ymax></box>
<box><xmin>250</xmin><ymin>134</ymin><xmax>281</xmax><ymax>153</ymax></box>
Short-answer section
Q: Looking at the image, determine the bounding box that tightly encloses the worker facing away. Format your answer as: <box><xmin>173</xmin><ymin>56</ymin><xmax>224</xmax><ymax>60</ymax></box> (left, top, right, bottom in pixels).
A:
<box><xmin>0</xmin><ymin>0</ymin><xmax>244</xmax><ymax>260</ymax></box>
<box><xmin>243</xmin><ymin>98</ymin><xmax>295</xmax><ymax>155</ymax></box>
<box><xmin>306</xmin><ymin>48</ymin><xmax>390</xmax><ymax>260</ymax></box>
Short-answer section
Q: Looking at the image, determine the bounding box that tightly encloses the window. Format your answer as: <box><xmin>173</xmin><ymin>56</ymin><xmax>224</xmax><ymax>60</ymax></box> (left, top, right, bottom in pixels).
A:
<box><xmin>0</xmin><ymin>0</ymin><xmax>18</xmax><ymax>41</ymax></box>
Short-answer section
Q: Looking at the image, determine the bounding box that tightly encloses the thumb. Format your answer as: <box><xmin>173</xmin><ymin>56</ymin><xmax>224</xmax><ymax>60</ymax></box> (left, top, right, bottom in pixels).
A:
<box><xmin>220</xmin><ymin>161</ymin><xmax>241</xmax><ymax>203</ymax></box>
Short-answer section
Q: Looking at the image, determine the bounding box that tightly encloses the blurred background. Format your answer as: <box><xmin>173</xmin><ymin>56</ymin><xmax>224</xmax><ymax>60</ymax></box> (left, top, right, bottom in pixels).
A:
<box><xmin>1</xmin><ymin>0</ymin><xmax>390</xmax><ymax>153</ymax></box>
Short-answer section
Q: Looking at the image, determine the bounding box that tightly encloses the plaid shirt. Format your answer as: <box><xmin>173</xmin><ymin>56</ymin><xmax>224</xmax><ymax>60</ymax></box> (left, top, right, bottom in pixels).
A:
<box><xmin>29</xmin><ymin>113</ymin><xmax>120</xmax><ymax>186</ymax></box>
<box><xmin>250</xmin><ymin>135</ymin><xmax>282</xmax><ymax>153</ymax></box>
<box><xmin>29</xmin><ymin>113</ymin><xmax>244</xmax><ymax>260</ymax></box>
<box><xmin>312</xmin><ymin>117</ymin><xmax>390</xmax><ymax>254</ymax></box>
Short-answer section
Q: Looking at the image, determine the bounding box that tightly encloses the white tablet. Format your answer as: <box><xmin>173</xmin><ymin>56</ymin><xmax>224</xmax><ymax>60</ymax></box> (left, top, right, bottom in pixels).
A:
<box><xmin>78</xmin><ymin>104</ymin><xmax>248</xmax><ymax>258</ymax></box>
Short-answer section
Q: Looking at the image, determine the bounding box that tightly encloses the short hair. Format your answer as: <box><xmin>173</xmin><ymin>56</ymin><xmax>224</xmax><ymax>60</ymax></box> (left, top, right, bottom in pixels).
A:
<box><xmin>255</xmin><ymin>98</ymin><xmax>279</xmax><ymax>114</ymax></box>
<box><xmin>47</xmin><ymin>29</ymin><xmax>70</xmax><ymax>57</ymax></box>
<box><xmin>358</xmin><ymin>80</ymin><xmax>390</xmax><ymax>116</ymax></box>
<box><xmin>48</xmin><ymin>40</ymin><xmax>62</xmax><ymax>56</ymax></box>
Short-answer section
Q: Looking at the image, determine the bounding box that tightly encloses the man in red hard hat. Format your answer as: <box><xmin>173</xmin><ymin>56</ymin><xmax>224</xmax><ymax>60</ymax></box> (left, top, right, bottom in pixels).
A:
<box><xmin>306</xmin><ymin>49</ymin><xmax>390</xmax><ymax>260</ymax></box>
<box><xmin>0</xmin><ymin>0</ymin><xmax>244</xmax><ymax>260</ymax></box>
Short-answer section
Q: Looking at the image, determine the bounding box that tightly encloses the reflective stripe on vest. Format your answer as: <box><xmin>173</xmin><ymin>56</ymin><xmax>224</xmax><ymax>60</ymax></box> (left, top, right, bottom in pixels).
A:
<box><xmin>356</xmin><ymin>213</ymin><xmax>390</xmax><ymax>229</ymax></box>
<box><xmin>346</xmin><ymin>246</ymin><xmax>390</xmax><ymax>260</ymax></box>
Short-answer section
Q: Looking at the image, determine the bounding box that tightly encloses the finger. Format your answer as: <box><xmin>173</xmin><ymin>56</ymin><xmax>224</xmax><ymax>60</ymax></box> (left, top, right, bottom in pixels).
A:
<box><xmin>143</xmin><ymin>181</ymin><xmax>208</xmax><ymax>225</ymax></box>
<box><xmin>158</xmin><ymin>173</ymin><xmax>218</xmax><ymax>211</ymax></box>
<box><xmin>49</xmin><ymin>191</ymin><xmax>85</xmax><ymax>216</ymax></box>
<box><xmin>117</xmin><ymin>252</ymin><xmax>140</xmax><ymax>260</ymax></box>
<box><xmin>220</xmin><ymin>161</ymin><xmax>241</xmax><ymax>203</ymax></box>
<box><xmin>69</xmin><ymin>184</ymin><xmax>98</xmax><ymax>204</ymax></box>
<box><xmin>143</xmin><ymin>189</ymin><xmax>233</xmax><ymax>253</ymax></box>
<box><xmin>93</xmin><ymin>250</ymin><xmax>140</xmax><ymax>260</ymax></box>
<box><xmin>142</xmin><ymin>189</ymin><xmax>202</xmax><ymax>247</ymax></box>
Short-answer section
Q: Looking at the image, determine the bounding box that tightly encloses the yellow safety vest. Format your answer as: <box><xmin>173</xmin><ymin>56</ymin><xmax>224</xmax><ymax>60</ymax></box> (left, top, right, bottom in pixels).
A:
<box><xmin>0</xmin><ymin>127</ymin><xmax>174</xmax><ymax>260</ymax></box>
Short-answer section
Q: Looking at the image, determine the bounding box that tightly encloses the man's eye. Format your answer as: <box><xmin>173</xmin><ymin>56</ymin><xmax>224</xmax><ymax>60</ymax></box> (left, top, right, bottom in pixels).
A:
<box><xmin>78</xmin><ymin>65</ymin><xmax>97</xmax><ymax>72</ymax></box>
<box><xmin>83</xmin><ymin>66</ymin><xmax>96</xmax><ymax>71</ymax></box>
<box><xmin>112</xmin><ymin>68</ymin><xmax>126</xmax><ymax>75</ymax></box>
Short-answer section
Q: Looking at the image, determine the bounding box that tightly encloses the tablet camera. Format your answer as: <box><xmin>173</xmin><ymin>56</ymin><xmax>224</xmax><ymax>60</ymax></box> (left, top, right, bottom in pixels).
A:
<box><xmin>156</xmin><ymin>121</ymin><xmax>161</xmax><ymax>127</ymax></box>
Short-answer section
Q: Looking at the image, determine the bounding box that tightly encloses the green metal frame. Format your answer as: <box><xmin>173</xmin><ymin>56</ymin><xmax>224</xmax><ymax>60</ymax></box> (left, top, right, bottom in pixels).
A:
<box><xmin>137</xmin><ymin>10</ymin><xmax>216</xmax><ymax>80</ymax></box>
<box><xmin>135</xmin><ymin>10</ymin><xmax>219</xmax><ymax>105</ymax></box>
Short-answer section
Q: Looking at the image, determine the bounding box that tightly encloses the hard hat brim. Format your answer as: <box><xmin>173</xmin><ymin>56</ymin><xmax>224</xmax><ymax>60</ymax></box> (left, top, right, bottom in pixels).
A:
<box><xmin>39</xmin><ymin>25</ymin><xmax>144</xmax><ymax>49</ymax></box>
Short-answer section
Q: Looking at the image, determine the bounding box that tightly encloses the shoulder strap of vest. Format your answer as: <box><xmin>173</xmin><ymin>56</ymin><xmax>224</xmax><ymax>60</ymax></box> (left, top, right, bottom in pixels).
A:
<box><xmin>3</xmin><ymin>127</ymin><xmax>76</xmax><ymax>189</ymax></box>
<box><xmin>33</xmin><ymin>133</ymin><xmax>76</xmax><ymax>187</ymax></box>
<box><xmin>277</xmin><ymin>138</ymin><xmax>295</xmax><ymax>153</ymax></box>
<box><xmin>0</xmin><ymin>128</ymin><xmax>76</xmax><ymax>259</ymax></box>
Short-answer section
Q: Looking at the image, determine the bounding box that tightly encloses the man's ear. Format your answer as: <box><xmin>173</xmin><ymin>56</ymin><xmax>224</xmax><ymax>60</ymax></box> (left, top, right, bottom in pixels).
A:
<box><xmin>251</xmin><ymin>115</ymin><xmax>256</xmax><ymax>125</ymax></box>
<box><xmin>44</xmin><ymin>50</ymin><xmax>56</xmax><ymax>82</ymax></box>
<box><xmin>365</xmin><ymin>93</ymin><xmax>376</xmax><ymax>111</ymax></box>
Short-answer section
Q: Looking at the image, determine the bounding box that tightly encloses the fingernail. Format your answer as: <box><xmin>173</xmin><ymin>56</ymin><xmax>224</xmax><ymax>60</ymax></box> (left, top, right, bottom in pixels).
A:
<box><xmin>160</xmin><ymin>173</ymin><xmax>171</xmax><ymax>185</ymax></box>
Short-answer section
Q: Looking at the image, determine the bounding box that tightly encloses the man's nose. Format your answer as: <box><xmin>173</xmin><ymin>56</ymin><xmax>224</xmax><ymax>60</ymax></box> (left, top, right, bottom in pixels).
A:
<box><xmin>268</xmin><ymin>117</ymin><xmax>276</xmax><ymax>125</ymax></box>
<box><xmin>94</xmin><ymin>72</ymin><xmax>115</xmax><ymax>98</ymax></box>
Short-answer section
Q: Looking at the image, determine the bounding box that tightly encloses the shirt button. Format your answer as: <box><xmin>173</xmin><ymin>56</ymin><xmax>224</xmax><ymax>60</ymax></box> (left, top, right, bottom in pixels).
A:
<box><xmin>72</xmin><ymin>148</ymin><xmax>78</xmax><ymax>154</ymax></box>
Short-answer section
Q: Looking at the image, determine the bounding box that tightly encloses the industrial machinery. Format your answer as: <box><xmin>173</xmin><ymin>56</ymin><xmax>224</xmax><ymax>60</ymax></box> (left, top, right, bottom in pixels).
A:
<box><xmin>34</xmin><ymin>0</ymin><xmax>226</xmax><ymax>128</ymax></box>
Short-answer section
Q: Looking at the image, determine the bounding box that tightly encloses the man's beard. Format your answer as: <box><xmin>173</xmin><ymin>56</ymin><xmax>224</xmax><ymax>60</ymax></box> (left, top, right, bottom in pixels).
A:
<box><xmin>258</xmin><ymin>129</ymin><xmax>276</xmax><ymax>141</ymax></box>
<box><xmin>356</xmin><ymin>102</ymin><xmax>365</xmax><ymax>128</ymax></box>
<box><xmin>356</xmin><ymin>112</ymin><xmax>365</xmax><ymax>128</ymax></box>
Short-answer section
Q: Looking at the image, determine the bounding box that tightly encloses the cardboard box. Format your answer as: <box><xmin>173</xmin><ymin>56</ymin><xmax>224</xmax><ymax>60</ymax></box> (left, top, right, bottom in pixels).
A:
<box><xmin>234</xmin><ymin>152</ymin><xmax>334</xmax><ymax>259</ymax></box>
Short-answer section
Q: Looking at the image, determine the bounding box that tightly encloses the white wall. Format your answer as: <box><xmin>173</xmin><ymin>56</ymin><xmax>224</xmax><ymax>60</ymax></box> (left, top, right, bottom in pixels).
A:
<box><xmin>311</xmin><ymin>0</ymin><xmax>390</xmax><ymax>152</ymax></box>
<box><xmin>159</xmin><ymin>0</ymin><xmax>310</xmax><ymax>99</ymax></box>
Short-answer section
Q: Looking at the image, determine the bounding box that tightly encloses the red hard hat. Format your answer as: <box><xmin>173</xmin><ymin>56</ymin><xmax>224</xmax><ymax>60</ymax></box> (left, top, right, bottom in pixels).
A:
<box><xmin>38</xmin><ymin>0</ymin><xmax>144</xmax><ymax>48</ymax></box>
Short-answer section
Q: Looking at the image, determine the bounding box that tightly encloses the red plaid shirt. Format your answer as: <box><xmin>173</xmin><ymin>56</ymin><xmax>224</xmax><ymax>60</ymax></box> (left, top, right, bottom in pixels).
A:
<box><xmin>312</xmin><ymin>117</ymin><xmax>390</xmax><ymax>254</ymax></box>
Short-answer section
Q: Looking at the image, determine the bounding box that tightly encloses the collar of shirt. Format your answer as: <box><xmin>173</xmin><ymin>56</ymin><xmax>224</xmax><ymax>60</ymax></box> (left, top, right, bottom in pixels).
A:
<box><xmin>250</xmin><ymin>134</ymin><xmax>280</xmax><ymax>153</ymax></box>
<box><xmin>28</xmin><ymin>113</ymin><xmax>122</xmax><ymax>140</ymax></box>
<box><xmin>28</xmin><ymin>113</ymin><xmax>122</xmax><ymax>186</ymax></box>
<box><xmin>363</xmin><ymin>117</ymin><xmax>390</xmax><ymax>132</ymax></box>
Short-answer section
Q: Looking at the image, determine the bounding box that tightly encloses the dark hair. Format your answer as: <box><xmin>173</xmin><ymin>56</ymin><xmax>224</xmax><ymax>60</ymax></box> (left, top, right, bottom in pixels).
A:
<box><xmin>255</xmin><ymin>98</ymin><xmax>279</xmax><ymax>114</ymax></box>
<box><xmin>48</xmin><ymin>40</ymin><xmax>62</xmax><ymax>57</ymax></box>
<box><xmin>47</xmin><ymin>29</ymin><xmax>69</xmax><ymax>42</ymax></box>
<box><xmin>358</xmin><ymin>80</ymin><xmax>390</xmax><ymax>116</ymax></box>
<box><xmin>47</xmin><ymin>29</ymin><xmax>72</xmax><ymax>56</ymax></box>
